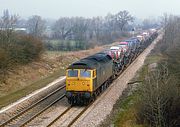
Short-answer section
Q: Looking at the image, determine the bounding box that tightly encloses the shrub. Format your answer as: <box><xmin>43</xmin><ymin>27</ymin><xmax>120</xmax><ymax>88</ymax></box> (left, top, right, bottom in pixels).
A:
<box><xmin>0</xmin><ymin>33</ymin><xmax>44</xmax><ymax>83</ymax></box>
<box><xmin>14</xmin><ymin>35</ymin><xmax>44</xmax><ymax>63</ymax></box>
<box><xmin>137</xmin><ymin>15</ymin><xmax>180</xmax><ymax>127</ymax></box>
<box><xmin>137</xmin><ymin>64</ymin><xmax>179</xmax><ymax>127</ymax></box>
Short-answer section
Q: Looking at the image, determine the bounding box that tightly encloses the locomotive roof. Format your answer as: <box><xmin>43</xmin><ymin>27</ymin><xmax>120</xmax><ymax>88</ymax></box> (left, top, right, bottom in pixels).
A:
<box><xmin>67</xmin><ymin>52</ymin><xmax>112</xmax><ymax>69</ymax></box>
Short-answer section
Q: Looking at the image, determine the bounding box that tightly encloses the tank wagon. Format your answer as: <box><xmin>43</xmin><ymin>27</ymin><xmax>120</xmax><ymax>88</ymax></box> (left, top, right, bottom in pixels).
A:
<box><xmin>66</xmin><ymin>29</ymin><xmax>158</xmax><ymax>105</ymax></box>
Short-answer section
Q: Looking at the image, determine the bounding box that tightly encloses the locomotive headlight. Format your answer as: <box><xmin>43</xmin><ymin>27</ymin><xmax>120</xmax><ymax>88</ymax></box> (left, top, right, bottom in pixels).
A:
<box><xmin>82</xmin><ymin>82</ymin><xmax>85</xmax><ymax>85</ymax></box>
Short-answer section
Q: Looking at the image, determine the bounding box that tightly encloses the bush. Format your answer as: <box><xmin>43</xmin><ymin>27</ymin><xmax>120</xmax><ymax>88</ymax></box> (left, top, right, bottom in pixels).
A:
<box><xmin>0</xmin><ymin>33</ymin><xmax>44</xmax><ymax>83</ymax></box>
<box><xmin>137</xmin><ymin>15</ymin><xmax>180</xmax><ymax>127</ymax></box>
<box><xmin>137</xmin><ymin>64</ymin><xmax>179</xmax><ymax>127</ymax></box>
<box><xmin>13</xmin><ymin>35</ymin><xmax>44</xmax><ymax>63</ymax></box>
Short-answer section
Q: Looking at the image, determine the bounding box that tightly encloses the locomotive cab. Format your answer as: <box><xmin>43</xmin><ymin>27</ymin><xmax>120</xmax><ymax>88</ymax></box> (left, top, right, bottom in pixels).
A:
<box><xmin>66</xmin><ymin>69</ymin><xmax>96</xmax><ymax>92</ymax></box>
<box><xmin>65</xmin><ymin>53</ymin><xmax>113</xmax><ymax>105</ymax></box>
<box><xmin>65</xmin><ymin>61</ymin><xmax>98</xmax><ymax>104</ymax></box>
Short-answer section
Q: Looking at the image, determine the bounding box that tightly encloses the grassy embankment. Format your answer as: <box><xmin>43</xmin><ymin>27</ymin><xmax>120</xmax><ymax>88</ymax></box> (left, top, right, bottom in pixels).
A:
<box><xmin>100</xmin><ymin>53</ymin><xmax>163</xmax><ymax>127</ymax></box>
<box><xmin>0</xmin><ymin>68</ymin><xmax>65</xmax><ymax>108</ymax></box>
<box><xmin>0</xmin><ymin>45</ymin><xmax>104</xmax><ymax>109</ymax></box>
<box><xmin>0</xmin><ymin>51</ymin><xmax>77</xmax><ymax>109</ymax></box>
<box><xmin>0</xmin><ymin>37</ymin><xmax>125</xmax><ymax>109</ymax></box>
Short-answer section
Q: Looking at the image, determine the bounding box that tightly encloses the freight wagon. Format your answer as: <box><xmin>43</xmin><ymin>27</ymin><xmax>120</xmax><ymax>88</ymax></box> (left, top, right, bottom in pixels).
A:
<box><xmin>66</xmin><ymin>29</ymin><xmax>158</xmax><ymax>105</ymax></box>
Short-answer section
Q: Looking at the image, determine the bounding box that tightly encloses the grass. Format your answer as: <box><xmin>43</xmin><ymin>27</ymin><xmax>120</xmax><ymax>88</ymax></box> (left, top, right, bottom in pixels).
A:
<box><xmin>137</xmin><ymin>54</ymin><xmax>163</xmax><ymax>81</ymax></box>
<box><xmin>0</xmin><ymin>38</ymin><xmax>123</xmax><ymax>109</ymax></box>
<box><xmin>46</xmin><ymin>39</ymin><xmax>85</xmax><ymax>51</ymax></box>
<box><xmin>144</xmin><ymin>54</ymin><xmax>163</xmax><ymax>65</ymax></box>
<box><xmin>49</xmin><ymin>40</ymin><xmax>76</xmax><ymax>44</ymax></box>
<box><xmin>0</xmin><ymin>49</ymin><xmax>80</xmax><ymax>109</ymax></box>
<box><xmin>113</xmin><ymin>93</ymin><xmax>142</xmax><ymax>127</ymax></box>
<box><xmin>100</xmin><ymin>54</ymin><xmax>165</xmax><ymax>127</ymax></box>
<box><xmin>0</xmin><ymin>68</ymin><xmax>65</xmax><ymax>109</ymax></box>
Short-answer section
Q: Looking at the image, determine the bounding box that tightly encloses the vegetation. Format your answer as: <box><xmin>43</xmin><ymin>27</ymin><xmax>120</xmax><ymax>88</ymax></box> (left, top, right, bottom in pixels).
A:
<box><xmin>101</xmin><ymin>14</ymin><xmax>180</xmax><ymax>127</ymax></box>
<box><xmin>26</xmin><ymin>15</ymin><xmax>46</xmax><ymax>37</ymax></box>
<box><xmin>136</xmin><ymin>14</ymin><xmax>180</xmax><ymax>127</ymax></box>
<box><xmin>0</xmin><ymin>10</ymin><xmax>44</xmax><ymax>83</ymax></box>
<box><xmin>0</xmin><ymin>68</ymin><xmax>65</xmax><ymax>108</ymax></box>
<box><xmin>45</xmin><ymin>10</ymin><xmax>134</xmax><ymax>51</ymax></box>
<box><xmin>44</xmin><ymin>40</ymin><xmax>87</xmax><ymax>51</ymax></box>
<box><xmin>100</xmin><ymin>55</ymin><xmax>163</xmax><ymax>127</ymax></box>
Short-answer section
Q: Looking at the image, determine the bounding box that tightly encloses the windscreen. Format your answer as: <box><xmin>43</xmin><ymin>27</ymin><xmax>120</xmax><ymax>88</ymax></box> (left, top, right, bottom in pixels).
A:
<box><xmin>68</xmin><ymin>70</ymin><xmax>78</xmax><ymax>77</ymax></box>
<box><xmin>80</xmin><ymin>69</ymin><xmax>91</xmax><ymax>78</ymax></box>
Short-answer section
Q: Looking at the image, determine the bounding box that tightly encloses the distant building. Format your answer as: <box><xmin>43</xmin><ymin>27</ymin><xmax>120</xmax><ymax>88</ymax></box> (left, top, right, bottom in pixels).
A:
<box><xmin>0</xmin><ymin>27</ymin><xmax>27</xmax><ymax>34</ymax></box>
<box><xmin>14</xmin><ymin>28</ymin><xmax>27</xmax><ymax>34</ymax></box>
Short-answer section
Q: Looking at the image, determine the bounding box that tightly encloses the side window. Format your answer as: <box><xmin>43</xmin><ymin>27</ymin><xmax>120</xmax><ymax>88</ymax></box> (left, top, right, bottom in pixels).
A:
<box><xmin>80</xmin><ymin>70</ymin><xmax>91</xmax><ymax>78</ymax></box>
<box><xmin>93</xmin><ymin>70</ymin><xmax>96</xmax><ymax>77</ymax></box>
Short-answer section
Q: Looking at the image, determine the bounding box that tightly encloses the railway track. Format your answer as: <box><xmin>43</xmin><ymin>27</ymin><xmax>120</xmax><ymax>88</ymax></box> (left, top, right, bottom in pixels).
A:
<box><xmin>0</xmin><ymin>85</ymin><xmax>66</xmax><ymax>127</ymax></box>
<box><xmin>46</xmin><ymin>101</ymin><xmax>95</xmax><ymax>127</ymax></box>
<box><xmin>44</xmin><ymin>48</ymin><xmax>151</xmax><ymax>127</ymax></box>
<box><xmin>0</xmin><ymin>50</ymin><xmax>143</xmax><ymax>127</ymax></box>
<box><xmin>46</xmin><ymin>79</ymin><xmax>114</xmax><ymax>127</ymax></box>
<box><xmin>0</xmin><ymin>35</ymin><xmax>158</xmax><ymax>127</ymax></box>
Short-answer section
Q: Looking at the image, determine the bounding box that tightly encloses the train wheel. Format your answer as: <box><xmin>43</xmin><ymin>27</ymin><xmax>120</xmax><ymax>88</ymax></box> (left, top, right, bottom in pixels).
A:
<box><xmin>92</xmin><ymin>94</ymin><xmax>96</xmax><ymax>102</ymax></box>
<box><xmin>68</xmin><ymin>98</ymin><xmax>72</xmax><ymax>105</ymax></box>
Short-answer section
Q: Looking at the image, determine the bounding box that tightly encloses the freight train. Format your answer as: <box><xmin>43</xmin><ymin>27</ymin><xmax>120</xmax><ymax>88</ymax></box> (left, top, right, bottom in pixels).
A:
<box><xmin>65</xmin><ymin>29</ymin><xmax>158</xmax><ymax>105</ymax></box>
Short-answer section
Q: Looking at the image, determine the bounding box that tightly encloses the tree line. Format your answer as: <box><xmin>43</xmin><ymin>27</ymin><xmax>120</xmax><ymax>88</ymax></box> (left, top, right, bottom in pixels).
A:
<box><xmin>11</xmin><ymin>9</ymin><xmax>160</xmax><ymax>51</ymax></box>
<box><xmin>0</xmin><ymin>9</ymin><xmax>135</xmax><ymax>82</ymax></box>
<box><xmin>50</xmin><ymin>11</ymin><xmax>134</xmax><ymax>50</ymax></box>
<box><xmin>17</xmin><ymin>10</ymin><xmax>135</xmax><ymax>51</ymax></box>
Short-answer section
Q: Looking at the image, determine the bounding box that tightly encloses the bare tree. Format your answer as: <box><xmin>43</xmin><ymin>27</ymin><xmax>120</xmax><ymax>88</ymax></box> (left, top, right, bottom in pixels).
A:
<box><xmin>0</xmin><ymin>9</ymin><xmax>18</xmax><ymax>43</ymax></box>
<box><xmin>71</xmin><ymin>17</ymin><xmax>89</xmax><ymax>41</ymax></box>
<box><xmin>138</xmin><ymin>63</ymin><xmax>179</xmax><ymax>127</ymax></box>
<box><xmin>142</xmin><ymin>18</ymin><xmax>159</xmax><ymax>30</ymax></box>
<box><xmin>52</xmin><ymin>17</ymin><xmax>72</xmax><ymax>40</ymax></box>
<box><xmin>72</xmin><ymin>17</ymin><xmax>90</xmax><ymax>49</ymax></box>
<box><xmin>90</xmin><ymin>16</ymin><xmax>103</xmax><ymax>41</ymax></box>
<box><xmin>26</xmin><ymin>15</ymin><xmax>46</xmax><ymax>37</ymax></box>
<box><xmin>0</xmin><ymin>10</ymin><xmax>19</xmax><ymax>83</ymax></box>
<box><xmin>49</xmin><ymin>11</ymin><xmax>135</xmax><ymax>50</ymax></box>
<box><xmin>115</xmin><ymin>10</ymin><xmax>134</xmax><ymax>31</ymax></box>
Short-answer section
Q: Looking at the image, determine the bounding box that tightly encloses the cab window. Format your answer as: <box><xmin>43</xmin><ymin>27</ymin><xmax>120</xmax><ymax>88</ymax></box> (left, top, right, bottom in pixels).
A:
<box><xmin>68</xmin><ymin>70</ymin><xmax>78</xmax><ymax>77</ymax></box>
<box><xmin>80</xmin><ymin>69</ymin><xmax>91</xmax><ymax>78</ymax></box>
<box><xmin>93</xmin><ymin>70</ymin><xmax>96</xmax><ymax>77</ymax></box>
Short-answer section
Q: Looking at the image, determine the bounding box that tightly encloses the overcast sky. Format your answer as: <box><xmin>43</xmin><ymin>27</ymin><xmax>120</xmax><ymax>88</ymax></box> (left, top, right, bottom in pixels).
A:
<box><xmin>0</xmin><ymin>0</ymin><xmax>179</xmax><ymax>19</ymax></box>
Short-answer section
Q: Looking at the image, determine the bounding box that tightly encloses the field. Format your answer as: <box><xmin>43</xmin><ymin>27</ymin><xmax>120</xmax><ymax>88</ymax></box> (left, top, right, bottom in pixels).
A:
<box><xmin>45</xmin><ymin>39</ymin><xmax>87</xmax><ymax>51</ymax></box>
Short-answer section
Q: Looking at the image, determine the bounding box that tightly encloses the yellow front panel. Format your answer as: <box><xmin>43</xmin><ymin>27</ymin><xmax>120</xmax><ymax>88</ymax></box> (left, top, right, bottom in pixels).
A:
<box><xmin>66</xmin><ymin>78</ymin><xmax>93</xmax><ymax>92</ymax></box>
